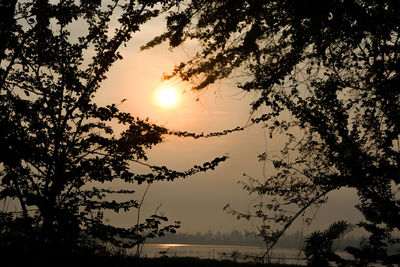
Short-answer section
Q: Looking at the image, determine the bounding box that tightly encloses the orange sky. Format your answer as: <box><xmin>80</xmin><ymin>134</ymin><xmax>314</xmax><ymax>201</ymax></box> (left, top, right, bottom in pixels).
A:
<box><xmin>94</xmin><ymin>17</ymin><xmax>364</xmax><ymax>235</ymax></box>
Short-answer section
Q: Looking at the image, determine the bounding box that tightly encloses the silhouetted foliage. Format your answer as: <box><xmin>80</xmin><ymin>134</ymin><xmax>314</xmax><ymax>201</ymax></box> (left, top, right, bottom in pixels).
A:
<box><xmin>0</xmin><ymin>0</ymin><xmax>17</xmax><ymax>61</ymax></box>
<box><xmin>304</xmin><ymin>221</ymin><xmax>352</xmax><ymax>267</ymax></box>
<box><xmin>0</xmin><ymin>0</ymin><xmax>227</xmax><ymax>257</ymax></box>
<box><xmin>146</xmin><ymin>0</ymin><xmax>400</xmax><ymax>263</ymax></box>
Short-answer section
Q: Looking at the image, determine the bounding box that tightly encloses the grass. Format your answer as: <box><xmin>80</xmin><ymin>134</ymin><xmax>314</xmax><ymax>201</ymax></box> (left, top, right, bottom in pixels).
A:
<box><xmin>4</xmin><ymin>251</ymin><xmax>301</xmax><ymax>267</ymax></box>
<box><xmin>128</xmin><ymin>257</ymin><xmax>300</xmax><ymax>267</ymax></box>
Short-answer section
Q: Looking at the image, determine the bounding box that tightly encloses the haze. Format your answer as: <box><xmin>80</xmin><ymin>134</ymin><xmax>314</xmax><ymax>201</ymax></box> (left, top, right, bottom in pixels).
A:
<box><xmin>90</xmin><ymin>17</ymin><xmax>364</xmax><ymax>236</ymax></box>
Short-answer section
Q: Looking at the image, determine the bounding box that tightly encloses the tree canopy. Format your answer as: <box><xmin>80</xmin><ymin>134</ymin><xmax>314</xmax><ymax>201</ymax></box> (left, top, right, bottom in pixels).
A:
<box><xmin>0</xmin><ymin>0</ymin><xmax>227</xmax><ymax>256</ymax></box>
<box><xmin>145</xmin><ymin>0</ymin><xmax>400</xmax><ymax>263</ymax></box>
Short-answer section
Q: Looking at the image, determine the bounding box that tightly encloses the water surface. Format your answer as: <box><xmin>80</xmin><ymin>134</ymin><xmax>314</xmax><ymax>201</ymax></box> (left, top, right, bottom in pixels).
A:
<box><xmin>141</xmin><ymin>244</ymin><xmax>307</xmax><ymax>265</ymax></box>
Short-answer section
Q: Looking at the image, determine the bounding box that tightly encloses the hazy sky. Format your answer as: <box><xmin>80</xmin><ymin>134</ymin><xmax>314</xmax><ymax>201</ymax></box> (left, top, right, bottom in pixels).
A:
<box><xmin>94</xmin><ymin>16</ymin><xmax>365</xmax><ymax>236</ymax></box>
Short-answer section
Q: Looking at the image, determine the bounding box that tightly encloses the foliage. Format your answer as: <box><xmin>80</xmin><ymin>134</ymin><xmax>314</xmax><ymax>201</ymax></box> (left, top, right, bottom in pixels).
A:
<box><xmin>0</xmin><ymin>0</ymin><xmax>227</xmax><ymax>254</ymax></box>
<box><xmin>304</xmin><ymin>221</ymin><xmax>352</xmax><ymax>266</ymax></box>
<box><xmin>145</xmin><ymin>0</ymin><xmax>400</xmax><ymax>262</ymax></box>
<box><xmin>345</xmin><ymin>223</ymin><xmax>400</xmax><ymax>266</ymax></box>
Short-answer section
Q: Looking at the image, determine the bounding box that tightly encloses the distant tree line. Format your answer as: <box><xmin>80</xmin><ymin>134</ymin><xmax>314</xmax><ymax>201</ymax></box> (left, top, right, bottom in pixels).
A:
<box><xmin>148</xmin><ymin>229</ymin><xmax>365</xmax><ymax>250</ymax></box>
<box><xmin>148</xmin><ymin>230</ymin><xmax>263</xmax><ymax>246</ymax></box>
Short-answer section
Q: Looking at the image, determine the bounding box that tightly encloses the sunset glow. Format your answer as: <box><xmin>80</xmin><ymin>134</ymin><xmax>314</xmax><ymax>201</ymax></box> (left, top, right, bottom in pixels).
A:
<box><xmin>157</xmin><ymin>87</ymin><xmax>179</xmax><ymax>108</ymax></box>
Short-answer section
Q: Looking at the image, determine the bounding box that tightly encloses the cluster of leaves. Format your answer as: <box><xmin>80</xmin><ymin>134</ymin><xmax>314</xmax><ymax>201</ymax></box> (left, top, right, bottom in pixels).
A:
<box><xmin>88</xmin><ymin>214</ymin><xmax>181</xmax><ymax>250</ymax></box>
<box><xmin>169</xmin><ymin>126</ymin><xmax>244</xmax><ymax>139</ymax></box>
<box><xmin>146</xmin><ymin>0</ymin><xmax>400</xmax><ymax>263</ymax></box>
<box><xmin>304</xmin><ymin>221</ymin><xmax>352</xmax><ymax>266</ymax></box>
<box><xmin>0</xmin><ymin>0</ymin><xmax>227</xmax><ymax>255</ymax></box>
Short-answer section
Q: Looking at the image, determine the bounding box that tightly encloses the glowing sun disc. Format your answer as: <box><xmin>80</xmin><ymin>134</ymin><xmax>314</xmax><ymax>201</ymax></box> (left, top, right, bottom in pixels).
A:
<box><xmin>157</xmin><ymin>88</ymin><xmax>178</xmax><ymax>108</ymax></box>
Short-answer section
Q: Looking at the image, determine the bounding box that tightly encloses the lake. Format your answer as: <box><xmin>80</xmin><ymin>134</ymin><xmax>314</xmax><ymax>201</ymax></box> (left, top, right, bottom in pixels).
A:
<box><xmin>140</xmin><ymin>244</ymin><xmax>310</xmax><ymax>265</ymax></box>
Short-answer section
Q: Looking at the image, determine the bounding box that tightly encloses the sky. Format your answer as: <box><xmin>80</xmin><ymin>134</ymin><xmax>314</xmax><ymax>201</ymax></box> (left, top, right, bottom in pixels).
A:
<box><xmin>93</xmin><ymin>16</ymin><xmax>365</xmax><ymax>236</ymax></box>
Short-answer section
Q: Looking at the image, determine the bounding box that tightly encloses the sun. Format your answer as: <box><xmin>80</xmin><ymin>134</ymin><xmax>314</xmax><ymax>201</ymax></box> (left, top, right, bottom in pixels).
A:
<box><xmin>157</xmin><ymin>87</ymin><xmax>179</xmax><ymax>108</ymax></box>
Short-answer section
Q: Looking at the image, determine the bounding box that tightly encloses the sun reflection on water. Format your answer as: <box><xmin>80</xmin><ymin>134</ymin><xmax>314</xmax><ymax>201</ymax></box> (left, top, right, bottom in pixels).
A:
<box><xmin>158</xmin><ymin>243</ymin><xmax>191</xmax><ymax>248</ymax></box>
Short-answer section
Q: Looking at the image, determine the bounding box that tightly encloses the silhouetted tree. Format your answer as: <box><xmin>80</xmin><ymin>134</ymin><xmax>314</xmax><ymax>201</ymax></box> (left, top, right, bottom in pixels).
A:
<box><xmin>0</xmin><ymin>0</ymin><xmax>227</xmax><ymax>257</ymax></box>
<box><xmin>0</xmin><ymin>0</ymin><xmax>17</xmax><ymax>61</ymax></box>
<box><xmin>304</xmin><ymin>221</ymin><xmax>352</xmax><ymax>266</ymax></box>
<box><xmin>144</xmin><ymin>0</ymin><xmax>400</xmax><ymax>262</ymax></box>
